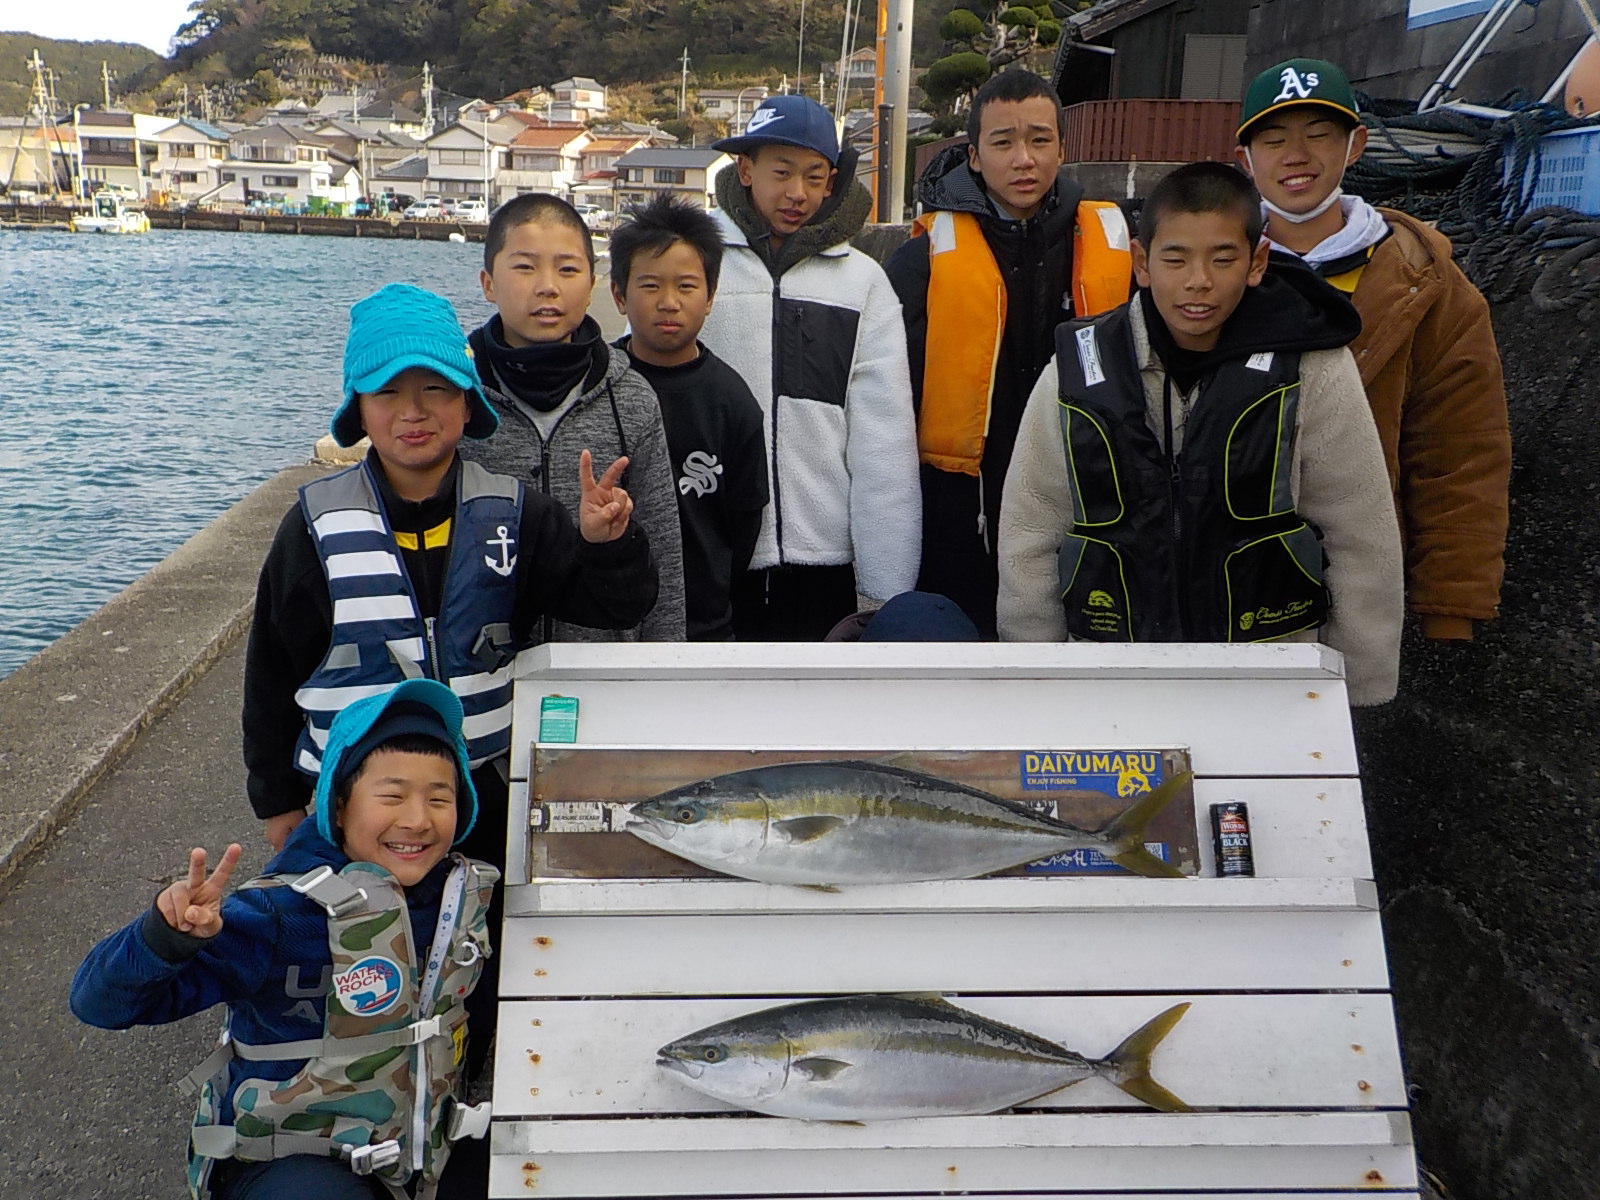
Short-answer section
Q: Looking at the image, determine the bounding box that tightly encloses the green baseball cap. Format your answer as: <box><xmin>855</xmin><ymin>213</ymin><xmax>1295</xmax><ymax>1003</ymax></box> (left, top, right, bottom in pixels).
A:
<box><xmin>1237</xmin><ymin>59</ymin><xmax>1360</xmax><ymax>143</ymax></box>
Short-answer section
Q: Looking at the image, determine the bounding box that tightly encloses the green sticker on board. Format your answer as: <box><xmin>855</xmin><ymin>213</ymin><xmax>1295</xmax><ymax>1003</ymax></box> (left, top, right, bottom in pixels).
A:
<box><xmin>538</xmin><ymin>695</ymin><xmax>579</xmax><ymax>743</ymax></box>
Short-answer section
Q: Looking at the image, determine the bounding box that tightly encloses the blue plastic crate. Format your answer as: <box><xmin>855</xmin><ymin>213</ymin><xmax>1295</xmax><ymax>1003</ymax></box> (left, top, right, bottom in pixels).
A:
<box><xmin>1505</xmin><ymin>124</ymin><xmax>1600</xmax><ymax>215</ymax></box>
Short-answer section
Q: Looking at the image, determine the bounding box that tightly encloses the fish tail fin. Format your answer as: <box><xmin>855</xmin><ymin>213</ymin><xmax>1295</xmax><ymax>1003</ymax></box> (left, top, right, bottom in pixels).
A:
<box><xmin>1096</xmin><ymin>1002</ymin><xmax>1192</xmax><ymax>1112</ymax></box>
<box><xmin>1100</xmin><ymin>771</ymin><xmax>1192</xmax><ymax>878</ymax></box>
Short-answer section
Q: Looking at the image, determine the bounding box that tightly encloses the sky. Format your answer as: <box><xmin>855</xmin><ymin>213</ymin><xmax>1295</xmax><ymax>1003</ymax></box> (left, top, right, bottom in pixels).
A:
<box><xmin>2</xmin><ymin>0</ymin><xmax>195</xmax><ymax>55</ymax></box>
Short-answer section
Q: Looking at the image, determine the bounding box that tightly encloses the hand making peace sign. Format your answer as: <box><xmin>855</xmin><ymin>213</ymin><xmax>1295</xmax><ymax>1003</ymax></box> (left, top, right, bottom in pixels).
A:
<box><xmin>577</xmin><ymin>449</ymin><xmax>634</xmax><ymax>544</ymax></box>
<box><xmin>155</xmin><ymin>844</ymin><xmax>243</xmax><ymax>939</ymax></box>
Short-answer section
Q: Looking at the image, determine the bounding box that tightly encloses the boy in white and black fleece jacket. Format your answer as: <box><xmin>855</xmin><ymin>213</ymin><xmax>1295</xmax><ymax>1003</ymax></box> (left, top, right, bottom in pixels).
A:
<box><xmin>698</xmin><ymin>95</ymin><xmax>921</xmax><ymax>640</ymax></box>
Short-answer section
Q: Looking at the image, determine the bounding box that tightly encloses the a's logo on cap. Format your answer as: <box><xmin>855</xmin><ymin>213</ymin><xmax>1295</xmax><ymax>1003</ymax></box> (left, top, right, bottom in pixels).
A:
<box><xmin>333</xmin><ymin>955</ymin><xmax>404</xmax><ymax>1016</ymax></box>
<box><xmin>745</xmin><ymin>108</ymin><xmax>782</xmax><ymax>135</ymax></box>
<box><xmin>1274</xmin><ymin>66</ymin><xmax>1320</xmax><ymax>103</ymax></box>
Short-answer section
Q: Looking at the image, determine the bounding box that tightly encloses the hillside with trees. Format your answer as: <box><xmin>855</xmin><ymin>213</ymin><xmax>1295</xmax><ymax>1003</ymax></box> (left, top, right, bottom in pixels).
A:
<box><xmin>0</xmin><ymin>33</ymin><xmax>159</xmax><ymax>115</ymax></box>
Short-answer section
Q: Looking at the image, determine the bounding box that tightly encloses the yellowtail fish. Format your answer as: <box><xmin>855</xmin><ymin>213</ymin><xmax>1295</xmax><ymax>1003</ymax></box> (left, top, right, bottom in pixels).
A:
<box><xmin>624</xmin><ymin>760</ymin><xmax>1188</xmax><ymax>885</ymax></box>
<box><xmin>657</xmin><ymin>994</ymin><xmax>1192</xmax><ymax>1119</ymax></box>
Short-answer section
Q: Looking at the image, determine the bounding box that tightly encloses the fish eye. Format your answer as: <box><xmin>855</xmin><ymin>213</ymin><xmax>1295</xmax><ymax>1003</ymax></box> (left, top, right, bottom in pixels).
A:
<box><xmin>701</xmin><ymin>1046</ymin><xmax>724</xmax><ymax>1063</ymax></box>
<box><xmin>674</xmin><ymin>804</ymin><xmax>700</xmax><ymax>823</ymax></box>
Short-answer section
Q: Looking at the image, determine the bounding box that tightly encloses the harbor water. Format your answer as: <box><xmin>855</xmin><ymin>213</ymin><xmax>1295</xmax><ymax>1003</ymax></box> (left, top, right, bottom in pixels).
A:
<box><xmin>0</xmin><ymin>227</ymin><xmax>504</xmax><ymax>678</ymax></box>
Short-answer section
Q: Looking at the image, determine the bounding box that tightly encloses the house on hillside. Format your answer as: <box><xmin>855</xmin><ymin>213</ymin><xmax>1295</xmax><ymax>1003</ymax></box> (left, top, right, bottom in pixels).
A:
<box><xmin>824</xmin><ymin>46</ymin><xmax>877</xmax><ymax>91</ymax></box>
<box><xmin>502</xmin><ymin>125</ymin><xmax>594</xmax><ymax>201</ymax></box>
<box><xmin>219</xmin><ymin>123</ymin><xmax>336</xmax><ymax>206</ymax></box>
<box><xmin>423</xmin><ymin>120</ymin><xmax>517</xmax><ymax>205</ymax></box>
<box><xmin>592</xmin><ymin>120</ymin><xmax>678</xmax><ymax>146</ymax></box>
<box><xmin>76</xmin><ymin>110</ymin><xmax>176</xmax><ymax>198</ymax></box>
<box><xmin>612</xmin><ymin>146</ymin><xmax>733</xmax><ymax>211</ymax></box>
<box><xmin>149</xmin><ymin>117</ymin><xmax>230</xmax><ymax>204</ymax></box>
<box><xmin>698</xmin><ymin>87</ymin><xmax>769</xmax><ymax>134</ymax></box>
<box><xmin>551</xmin><ymin>76</ymin><xmax>608</xmax><ymax>123</ymax></box>
<box><xmin>0</xmin><ymin>117</ymin><xmax>76</xmax><ymax>195</ymax></box>
<box><xmin>306</xmin><ymin>118</ymin><xmax>423</xmax><ymax>176</ymax></box>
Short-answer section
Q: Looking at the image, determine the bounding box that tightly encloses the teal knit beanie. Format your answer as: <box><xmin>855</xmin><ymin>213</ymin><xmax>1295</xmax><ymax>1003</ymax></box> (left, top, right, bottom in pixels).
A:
<box><xmin>332</xmin><ymin>283</ymin><xmax>498</xmax><ymax>447</ymax></box>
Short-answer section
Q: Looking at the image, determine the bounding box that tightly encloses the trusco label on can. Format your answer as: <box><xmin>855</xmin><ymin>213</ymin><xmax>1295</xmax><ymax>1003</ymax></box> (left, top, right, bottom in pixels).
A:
<box><xmin>538</xmin><ymin>695</ymin><xmax>579</xmax><ymax>744</ymax></box>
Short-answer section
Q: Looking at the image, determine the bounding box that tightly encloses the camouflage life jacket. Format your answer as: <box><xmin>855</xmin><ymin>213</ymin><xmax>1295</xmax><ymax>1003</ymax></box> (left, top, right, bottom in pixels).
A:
<box><xmin>182</xmin><ymin>855</ymin><xmax>500</xmax><ymax>1200</ymax></box>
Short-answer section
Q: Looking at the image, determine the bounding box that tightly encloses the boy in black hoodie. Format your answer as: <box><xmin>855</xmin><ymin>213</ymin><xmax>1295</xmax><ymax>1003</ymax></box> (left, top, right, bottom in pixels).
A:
<box><xmin>997</xmin><ymin>163</ymin><xmax>1403</xmax><ymax>706</ymax></box>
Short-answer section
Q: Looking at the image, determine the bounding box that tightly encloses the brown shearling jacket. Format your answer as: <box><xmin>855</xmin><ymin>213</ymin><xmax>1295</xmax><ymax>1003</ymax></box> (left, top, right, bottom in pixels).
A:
<box><xmin>1349</xmin><ymin>208</ymin><xmax>1511</xmax><ymax>639</ymax></box>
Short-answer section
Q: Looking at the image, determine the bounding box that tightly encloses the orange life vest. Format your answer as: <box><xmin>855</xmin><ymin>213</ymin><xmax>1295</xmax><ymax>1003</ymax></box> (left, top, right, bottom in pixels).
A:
<box><xmin>913</xmin><ymin>203</ymin><xmax>1132</xmax><ymax>476</ymax></box>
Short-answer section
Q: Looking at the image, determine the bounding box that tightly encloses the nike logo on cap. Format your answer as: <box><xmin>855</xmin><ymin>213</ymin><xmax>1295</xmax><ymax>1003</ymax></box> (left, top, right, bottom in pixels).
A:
<box><xmin>745</xmin><ymin>108</ymin><xmax>781</xmax><ymax>134</ymax></box>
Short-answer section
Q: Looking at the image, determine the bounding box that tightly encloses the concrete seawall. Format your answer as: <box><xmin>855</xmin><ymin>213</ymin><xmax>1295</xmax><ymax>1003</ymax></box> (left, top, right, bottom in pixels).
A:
<box><xmin>0</xmin><ymin>463</ymin><xmax>330</xmax><ymax>892</ymax></box>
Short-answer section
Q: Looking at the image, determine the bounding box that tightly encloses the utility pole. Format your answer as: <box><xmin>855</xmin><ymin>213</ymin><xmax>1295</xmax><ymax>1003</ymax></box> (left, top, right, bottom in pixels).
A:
<box><xmin>797</xmin><ymin>0</ymin><xmax>807</xmax><ymax>93</ymax></box>
<box><xmin>679</xmin><ymin>47</ymin><xmax>690</xmax><ymax>116</ymax></box>
<box><xmin>182</xmin><ymin>83</ymin><xmax>190</xmax><ymax>117</ymax></box>
<box><xmin>882</xmin><ymin>0</ymin><xmax>913</xmax><ymax>222</ymax></box>
<box><xmin>422</xmin><ymin>62</ymin><xmax>435</xmax><ymax>137</ymax></box>
<box><xmin>102</xmin><ymin>60</ymin><xmax>112</xmax><ymax>109</ymax></box>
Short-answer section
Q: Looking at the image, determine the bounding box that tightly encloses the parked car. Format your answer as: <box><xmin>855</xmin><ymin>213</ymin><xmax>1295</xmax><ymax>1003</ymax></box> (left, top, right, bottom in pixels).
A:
<box><xmin>403</xmin><ymin>197</ymin><xmax>444</xmax><ymax>219</ymax></box>
<box><xmin>574</xmin><ymin>202</ymin><xmax>612</xmax><ymax>230</ymax></box>
<box><xmin>454</xmin><ymin>199</ymin><xmax>489</xmax><ymax>223</ymax></box>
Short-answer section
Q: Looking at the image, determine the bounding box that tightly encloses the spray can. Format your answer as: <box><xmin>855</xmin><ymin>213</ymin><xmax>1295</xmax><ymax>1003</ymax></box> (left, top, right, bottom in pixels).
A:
<box><xmin>1210</xmin><ymin>801</ymin><xmax>1255</xmax><ymax>877</ymax></box>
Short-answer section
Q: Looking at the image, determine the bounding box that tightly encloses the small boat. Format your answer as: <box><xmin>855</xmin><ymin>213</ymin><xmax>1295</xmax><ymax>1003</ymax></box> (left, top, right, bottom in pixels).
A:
<box><xmin>70</xmin><ymin>191</ymin><xmax>151</xmax><ymax>235</ymax></box>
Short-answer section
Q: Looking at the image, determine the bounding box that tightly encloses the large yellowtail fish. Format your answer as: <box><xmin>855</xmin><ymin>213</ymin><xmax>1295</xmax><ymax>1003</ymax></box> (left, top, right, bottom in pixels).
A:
<box><xmin>657</xmin><ymin>995</ymin><xmax>1192</xmax><ymax>1120</ymax></box>
<box><xmin>623</xmin><ymin>760</ymin><xmax>1188</xmax><ymax>885</ymax></box>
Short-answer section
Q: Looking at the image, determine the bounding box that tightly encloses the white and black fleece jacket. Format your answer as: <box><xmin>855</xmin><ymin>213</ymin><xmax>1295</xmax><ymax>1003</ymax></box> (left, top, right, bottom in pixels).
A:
<box><xmin>697</xmin><ymin>151</ymin><xmax>921</xmax><ymax>601</ymax></box>
<box><xmin>460</xmin><ymin>328</ymin><xmax>687</xmax><ymax>643</ymax></box>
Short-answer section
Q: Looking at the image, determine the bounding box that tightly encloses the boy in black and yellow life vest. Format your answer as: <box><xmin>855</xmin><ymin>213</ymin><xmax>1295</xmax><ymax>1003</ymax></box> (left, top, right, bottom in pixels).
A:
<box><xmin>886</xmin><ymin>69</ymin><xmax>1132</xmax><ymax>639</ymax></box>
<box><xmin>997</xmin><ymin>162</ymin><xmax>1404</xmax><ymax>706</ymax></box>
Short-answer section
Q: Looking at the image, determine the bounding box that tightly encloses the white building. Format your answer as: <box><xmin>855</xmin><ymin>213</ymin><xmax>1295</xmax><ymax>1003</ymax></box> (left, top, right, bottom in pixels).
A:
<box><xmin>219</xmin><ymin>123</ymin><xmax>336</xmax><ymax>207</ymax></box>
<box><xmin>698</xmin><ymin>87</ymin><xmax>769</xmax><ymax>134</ymax></box>
<box><xmin>502</xmin><ymin>125</ymin><xmax>594</xmax><ymax>200</ymax></box>
<box><xmin>148</xmin><ymin>118</ymin><xmax>231</xmax><ymax>204</ymax></box>
<box><xmin>550</xmin><ymin>76</ymin><xmax>608</xmax><ymax>123</ymax></box>
<box><xmin>422</xmin><ymin>120</ymin><xmax>516</xmax><ymax>204</ymax></box>
<box><xmin>76</xmin><ymin>110</ymin><xmax>176</xmax><ymax>197</ymax></box>
<box><xmin>612</xmin><ymin>147</ymin><xmax>733</xmax><ymax>212</ymax></box>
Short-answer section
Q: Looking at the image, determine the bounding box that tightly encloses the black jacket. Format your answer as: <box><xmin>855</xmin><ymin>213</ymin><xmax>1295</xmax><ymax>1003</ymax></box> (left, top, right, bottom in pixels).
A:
<box><xmin>884</xmin><ymin>144</ymin><xmax>1085</xmax><ymax>637</ymax></box>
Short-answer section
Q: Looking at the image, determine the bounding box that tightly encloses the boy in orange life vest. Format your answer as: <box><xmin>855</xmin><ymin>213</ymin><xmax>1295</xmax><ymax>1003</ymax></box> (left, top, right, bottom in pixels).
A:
<box><xmin>885</xmin><ymin>69</ymin><xmax>1132</xmax><ymax>639</ymax></box>
<box><xmin>1234</xmin><ymin>59</ymin><xmax>1510</xmax><ymax>641</ymax></box>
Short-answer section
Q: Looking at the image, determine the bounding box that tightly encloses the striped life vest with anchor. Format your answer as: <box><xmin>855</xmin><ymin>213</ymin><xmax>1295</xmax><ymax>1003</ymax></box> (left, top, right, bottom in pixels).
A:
<box><xmin>184</xmin><ymin>856</ymin><xmax>500</xmax><ymax>1200</ymax></box>
<box><xmin>1053</xmin><ymin>306</ymin><xmax>1329</xmax><ymax>643</ymax></box>
<box><xmin>294</xmin><ymin>459</ymin><xmax>523</xmax><ymax>776</ymax></box>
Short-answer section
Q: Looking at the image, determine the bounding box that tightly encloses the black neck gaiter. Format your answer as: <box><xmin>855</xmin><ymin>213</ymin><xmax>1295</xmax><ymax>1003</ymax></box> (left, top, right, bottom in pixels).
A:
<box><xmin>481</xmin><ymin>314</ymin><xmax>605</xmax><ymax>412</ymax></box>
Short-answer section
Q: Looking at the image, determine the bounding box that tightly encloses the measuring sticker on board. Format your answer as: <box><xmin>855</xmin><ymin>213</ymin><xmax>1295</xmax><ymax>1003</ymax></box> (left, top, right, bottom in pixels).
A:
<box><xmin>538</xmin><ymin>695</ymin><xmax>579</xmax><ymax>744</ymax></box>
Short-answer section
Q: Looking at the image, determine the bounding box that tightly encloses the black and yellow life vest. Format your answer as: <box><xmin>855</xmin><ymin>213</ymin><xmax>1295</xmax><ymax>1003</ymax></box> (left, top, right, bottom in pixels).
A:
<box><xmin>1053</xmin><ymin>306</ymin><xmax>1329</xmax><ymax>643</ymax></box>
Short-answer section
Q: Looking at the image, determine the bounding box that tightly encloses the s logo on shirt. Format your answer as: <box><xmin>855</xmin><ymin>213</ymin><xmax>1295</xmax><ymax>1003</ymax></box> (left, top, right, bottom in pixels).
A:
<box><xmin>678</xmin><ymin>451</ymin><xmax>724</xmax><ymax>497</ymax></box>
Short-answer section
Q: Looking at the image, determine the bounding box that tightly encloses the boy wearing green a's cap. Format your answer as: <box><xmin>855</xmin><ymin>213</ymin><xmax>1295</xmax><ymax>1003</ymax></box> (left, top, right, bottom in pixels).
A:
<box><xmin>1235</xmin><ymin>59</ymin><xmax>1511</xmax><ymax>645</ymax></box>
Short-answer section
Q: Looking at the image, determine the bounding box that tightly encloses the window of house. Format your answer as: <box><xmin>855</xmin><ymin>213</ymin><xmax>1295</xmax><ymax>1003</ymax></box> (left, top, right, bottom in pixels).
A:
<box><xmin>262</xmin><ymin>174</ymin><xmax>299</xmax><ymax>187</ymax></box>
<box><xmin>515</xmin><ymin>152</ymin><xmax>561</xmax><ymax>171</ymax></box>
<box><xmin>172</xmin><ymin>143</ymin><xmax>196</xmax><ymax>158</ymax></box>
<box><xmin>653</xmin><ymin>168</ymin><xmax>686</xmax><ymax>185</ymax></box>
<box><xmin>221</xmin><ymin>172</ymin><xmax>236</xmax><ymax>183</ymax></box>
<box><xmin>174</xmin><ymin>171</ymin><xmax>200</xmax><ymax>183</ymax></box>
<box><xmin>436</xmin><ymin>148</ymin><xmax>478</xmax><ymax>165</ymax></box>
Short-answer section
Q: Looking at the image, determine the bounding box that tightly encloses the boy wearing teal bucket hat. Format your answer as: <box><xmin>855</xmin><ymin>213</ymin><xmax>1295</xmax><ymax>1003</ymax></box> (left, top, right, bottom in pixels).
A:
<box><xmin>73</xmin><ymin>680</ymin><xmax>500</xmax><ymax>1199</ymax></box>
<box><xmin>244</xmin><ymin>282</ymin><xmax>657</xmax><ymax>862</ymax></box>
<box><xmin>1235</xmin><ymin>59</ymin><xmax>1510</xmax><ymax>645</ymax></box>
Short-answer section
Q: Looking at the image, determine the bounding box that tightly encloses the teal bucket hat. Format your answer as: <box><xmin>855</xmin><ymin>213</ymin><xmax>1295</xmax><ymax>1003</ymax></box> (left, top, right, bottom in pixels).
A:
<box><xmin>331</xmin><ymin>283</ymin><xmax>498</xmax><ymax>448</ymax></box>
<box><xmin>313</xmin><ymin>678</ymin><xmax>479</xmax><ymax>846</ymax></box>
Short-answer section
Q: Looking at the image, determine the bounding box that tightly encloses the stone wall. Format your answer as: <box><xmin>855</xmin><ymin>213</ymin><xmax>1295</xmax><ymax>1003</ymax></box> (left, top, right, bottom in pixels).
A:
<box><xmin>1352</xmin><ymin>292</ymin><xmax>1600</xmax><ymax>1200</ymax></box>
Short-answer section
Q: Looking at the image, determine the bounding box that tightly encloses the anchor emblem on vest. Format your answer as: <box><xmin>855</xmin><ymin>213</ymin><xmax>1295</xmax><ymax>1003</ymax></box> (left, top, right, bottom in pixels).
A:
<box><xmin>484</xmin><ymin>525</ymin><xmax>517</xmax><ymax>577</ymax></box>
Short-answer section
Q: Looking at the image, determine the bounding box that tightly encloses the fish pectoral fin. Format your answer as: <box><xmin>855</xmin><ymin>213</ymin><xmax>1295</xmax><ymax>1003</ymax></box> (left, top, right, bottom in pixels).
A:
<box><xmin>791</xmin><ymin>1055</ymin><xmax>854</xmax><ymax>1082</ymax></box>
<box><xmin>798</xmin><ymin>883</ymin><xmax>842</xmax><ymax>893</ymax></box>
<box><xmin>772</xmin><ymin>815</ymin><xmax>848</xmax><ymax>844</ymax></box>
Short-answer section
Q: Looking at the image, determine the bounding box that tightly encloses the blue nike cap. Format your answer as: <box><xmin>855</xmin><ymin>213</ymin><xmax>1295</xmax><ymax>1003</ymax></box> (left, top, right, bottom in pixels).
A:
<box><xmin>714</xmin><ymin>95</ymin><xmax>840</xmax><ymax>165</ymax></box>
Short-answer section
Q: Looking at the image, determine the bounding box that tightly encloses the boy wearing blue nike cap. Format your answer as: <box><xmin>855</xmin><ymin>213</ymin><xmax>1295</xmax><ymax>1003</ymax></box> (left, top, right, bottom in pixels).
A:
<box><xmin>243</xmin><ymin>282</ymin><xmax>658</xmax><ymax>865</ymax></box>
<box><xmin>697</xmin><ymin>95</ymin><xmax>922</xmax><ymax>640</ymax></box>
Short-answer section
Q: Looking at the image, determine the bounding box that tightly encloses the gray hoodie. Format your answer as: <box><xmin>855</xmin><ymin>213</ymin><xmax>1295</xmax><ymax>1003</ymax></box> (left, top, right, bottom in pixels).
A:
<box><xmin>461</xmin><ymin>331</ymin><xmax>687</xmax><ymax>643</ymax></box>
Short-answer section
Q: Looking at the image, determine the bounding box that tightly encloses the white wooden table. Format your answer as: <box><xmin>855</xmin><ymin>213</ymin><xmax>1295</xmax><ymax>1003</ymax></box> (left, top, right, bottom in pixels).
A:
<box><xmin>490</xmin><ymin>643</ymin><xmax>1418</xmax><ymax>1198</ymax></box>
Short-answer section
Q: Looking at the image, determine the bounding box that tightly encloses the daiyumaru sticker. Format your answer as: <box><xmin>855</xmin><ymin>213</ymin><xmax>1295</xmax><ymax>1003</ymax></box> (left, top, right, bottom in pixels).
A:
<box><xmin>1017</xmin><ymin>748</ymin><xmax>1184</xmax><ymax>874</ymax></box>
